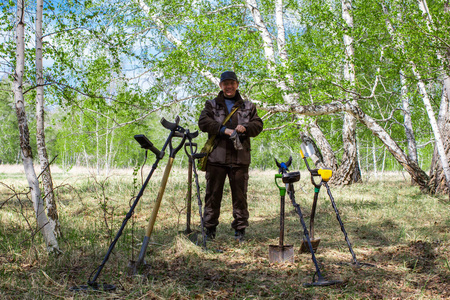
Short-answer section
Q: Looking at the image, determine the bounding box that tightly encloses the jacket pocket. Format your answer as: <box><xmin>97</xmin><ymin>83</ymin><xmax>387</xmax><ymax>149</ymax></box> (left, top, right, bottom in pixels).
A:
<box><xmin>237</xmin><ymin>109</ymin><xmax>251</xmax><ymax>125</ymax></box>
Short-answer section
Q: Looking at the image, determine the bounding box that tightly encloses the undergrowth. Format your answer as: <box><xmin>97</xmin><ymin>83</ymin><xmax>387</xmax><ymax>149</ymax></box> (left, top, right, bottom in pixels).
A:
<box><xmin>0</xmin><ymin>167</ymin><xmax>449</xmax><ymax>299</ymax></box>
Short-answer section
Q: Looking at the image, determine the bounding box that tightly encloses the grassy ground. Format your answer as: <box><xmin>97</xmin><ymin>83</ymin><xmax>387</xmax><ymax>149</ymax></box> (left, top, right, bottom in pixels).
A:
<box><xmin>0</xmin><ymin>164</ymin><xmax>449</xmax><ymax>299</ymax></box>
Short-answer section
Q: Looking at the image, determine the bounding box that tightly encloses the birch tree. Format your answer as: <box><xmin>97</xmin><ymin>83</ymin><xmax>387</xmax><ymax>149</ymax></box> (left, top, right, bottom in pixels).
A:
<box><xmin>13</xmin><ymin>0</ymin><xmax>59</xmax><ymax>253</ymax></box>
<box><xmin>382</xmin><ymin>0</ymin><xmax>450</xmax><ymax>195</ymax></box>
<box><xmin>35</xmin><ymin>0</ymin><xmax>61</xmax><ymax>237</ymax></box>
<box><xmin>332</xmin><ymin>0</ymin><xmax>361</xmax><ymax>184</ymax></box>
<box><xmin>417</xmin><ymin>0</ymin><xmax>450</xmax><ymax>195</ymax></box>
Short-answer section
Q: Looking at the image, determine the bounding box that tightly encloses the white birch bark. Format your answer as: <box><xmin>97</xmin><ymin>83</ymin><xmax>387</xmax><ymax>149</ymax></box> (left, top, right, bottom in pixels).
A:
<box><xmin>14</xmin><ymin>0</ymin><xmax>59</xmax><ymax>253</ymax></box>
<box><xmin>35</xmin><ymin>0</ymin><xmax>61</xmax><ymax>238</ymax></box>
<box><xmin>418</xmin><ymin>0</ymin><xmax>450</xmax><ymax>101</ymax></box>
<box><xmin>429</xmin><ymin>88</ymin><xmax>450</xmax><ymax>193</ymax></box>
<box><xmin>333</xmin><ymin>0</ymin><xmax>361</xmax><ymax>184</ymax></box>
<box><xmin>411</xmin><ymin>64</ymin><xmax>450</xmax><ymax>194</ymax></box>
<box><xmin>417</xmin><ymin>0</ymin><xmax>450</xmax><ymax>195</ymax></box>
<box><xmin>246</xmin><ymin>0</ymin><xmax>295</xmax><ymax>104</ymax></box>
<box><xmin>400</xmin><ymin>72</ymin><xmax>418</xmax><ymax>164</ymax></box>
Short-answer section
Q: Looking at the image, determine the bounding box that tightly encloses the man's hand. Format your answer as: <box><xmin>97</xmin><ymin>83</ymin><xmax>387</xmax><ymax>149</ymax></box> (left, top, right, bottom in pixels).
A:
<box><xmin>235</xmin><ymin>125</ymin><xmax>246</xmax><ymax>133</ymax></box>
<box><xmin>225</xmin><ymin>125</ymin><xmax>246</xmax><ymax>136</ymax></box>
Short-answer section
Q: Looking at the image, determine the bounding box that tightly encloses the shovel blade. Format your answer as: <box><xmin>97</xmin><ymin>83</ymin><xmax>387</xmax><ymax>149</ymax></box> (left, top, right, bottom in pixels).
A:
<box><xmin>299</xmin><ymin>238</ymin><xmax>321</xmax><ymax>254</ymax></box>
<box><xmin>269</xmin><ymin>245</ymin><xmax>294</xmax><ymax>263</ymax></box>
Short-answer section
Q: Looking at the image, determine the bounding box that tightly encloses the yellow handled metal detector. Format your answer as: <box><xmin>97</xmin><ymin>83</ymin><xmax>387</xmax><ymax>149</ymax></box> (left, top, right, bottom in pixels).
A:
<box><xmin>300</xmin><ymin>141</ymin><xmax>375</xmax><ymax>269</ymax></box>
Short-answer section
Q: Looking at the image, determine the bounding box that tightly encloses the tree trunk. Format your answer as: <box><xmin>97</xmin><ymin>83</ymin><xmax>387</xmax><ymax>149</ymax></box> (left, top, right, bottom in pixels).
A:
<box><xmin>346</xmin><ymin>104</ymin><xmax>430</xmax><ymax>192</ymax></box>
<box><xmin>332</xmin><ymin>112</ymin><xmax>361</xmax><ymax>184</ymax></box>
<box><xmin>35</xmin><ymin>0</ymin><xmax>61</xmax><ymax>238</ymax></box>
<box><xmin>382</xmin><ymin>2</ymin><xmax>447</xmax><ymax>194</ymax></box>
<box><xmin>14</xmin><ymin>0</ymin><xmax>59</xmax><ymax>253</ymax></box>
<box><xmin>412</xmin><ymin>63</ymin><xmax>450</xmax><ymax>196</ymax></box>
<box><xmin>308</xmin><ymin>121</ymin><xmax>338</xmax><ymax>170</ymax></box>
<box><xmin>417</xmin><ymin>0</ymin><xmax>450</xmax><ymax>196</ymax></box>
<box><xmin>429</xmin><ymin>87</ymin><xmax>450</xmax><ymax>194</ymax></box>
<box><xmin>428</xmin><ymin>1</ymin><xmax>450</xmax><ymax>195</ymax></box>
<box><xmin>334</xmin><ymin>0</ymin><xmax>362</xmax><ymax>185</ymax></box>
<box><xmin>401</xmin><ymin>73</ymin><xmax>418</xmax><ymax>164</ymax></box>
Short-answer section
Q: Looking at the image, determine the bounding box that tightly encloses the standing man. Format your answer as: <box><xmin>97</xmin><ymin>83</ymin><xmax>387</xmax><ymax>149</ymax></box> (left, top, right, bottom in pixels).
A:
<box><xmin>198</xmin><ymin>71</ymin><xmax>263</xmax><ymax>242</ymax></box>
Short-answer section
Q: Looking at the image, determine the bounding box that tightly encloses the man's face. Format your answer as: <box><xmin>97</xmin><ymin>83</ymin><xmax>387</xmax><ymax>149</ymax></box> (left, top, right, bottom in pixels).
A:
<box><xmin>220</xmin><ymin>79</ymin><xmax>239</xmax><ymax>98</ymax></box>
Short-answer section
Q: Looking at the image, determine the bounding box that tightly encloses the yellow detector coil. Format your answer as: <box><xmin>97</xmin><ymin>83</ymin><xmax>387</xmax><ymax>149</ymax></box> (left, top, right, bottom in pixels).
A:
<box><xmin>318</xmin><ymin>169</ymin><xmax>332</xmax><ymax>182</ymax></box>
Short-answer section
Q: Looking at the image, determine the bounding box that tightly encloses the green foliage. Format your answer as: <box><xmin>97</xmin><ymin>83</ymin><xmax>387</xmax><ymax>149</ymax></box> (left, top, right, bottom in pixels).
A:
<box><xmin>0</xmin><ymin>0</ymin><xmax>447</xmax><ymax>173</ymax></box>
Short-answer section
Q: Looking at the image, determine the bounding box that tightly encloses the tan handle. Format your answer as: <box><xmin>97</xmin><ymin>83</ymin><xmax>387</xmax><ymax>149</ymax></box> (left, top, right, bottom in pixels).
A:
<box><xmin>144</xmin><ymin>157</ymin><xmax>174</xmax><ymax>237</ymax></box>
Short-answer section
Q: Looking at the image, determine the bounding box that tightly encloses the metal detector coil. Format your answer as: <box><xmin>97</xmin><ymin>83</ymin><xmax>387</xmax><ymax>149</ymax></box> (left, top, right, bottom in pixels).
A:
<box><xmin>134</xmin><ymin>134</ymin><xmax>163</xmax><ymax>158</ymax></box>
<box><xmin>282</xmin><ymin>171</ymin><xmax>300</xmax><ymax>184</ymax></box>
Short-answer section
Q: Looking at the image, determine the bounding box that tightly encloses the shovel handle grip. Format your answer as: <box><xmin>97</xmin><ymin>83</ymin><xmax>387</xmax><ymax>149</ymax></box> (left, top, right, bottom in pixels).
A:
<box><xmin>275</xmin><ymin>174</ymin><xmax>286</xmax><ymax>196</ymax></box>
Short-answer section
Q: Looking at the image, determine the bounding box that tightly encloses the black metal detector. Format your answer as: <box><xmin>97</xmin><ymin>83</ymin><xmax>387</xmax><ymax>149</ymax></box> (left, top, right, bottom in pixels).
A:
<box><xmin>182</xmin><ymin>129</ymin><xmax>208</xmax><ymax>249</ymax></box>
<box><xmin>275</xmin><ymin>158</ymin><xmax>342</xmax><ymax>287</ymax></box>
<box><xmin>69</xmin><ymin>116</ymin><xmax>182</xmax><ymax>292</ymax></box>
<box><xmin>129</xmin><ymin>117</ymin><xmax>187</xmax><ymax>274</ymax></box>
<box><xmin>300</xmin><ymin>141</ymin><xmax>375</xmax><ymax>268</ymax></box>
<box><xmin>180</xmin><ymin>142</ymin><xmax>194</xmax><ymax>237</ymax></box>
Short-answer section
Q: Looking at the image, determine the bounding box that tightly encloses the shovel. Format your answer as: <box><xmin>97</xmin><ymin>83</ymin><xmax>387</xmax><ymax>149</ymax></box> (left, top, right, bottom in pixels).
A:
<box><xmin>179</xmin><ymin>136</ymin><xmax>206</xmax><ymax>245</ymax></box>
<box><xmin>129</xmin><ymin>117</ymin><xmax>187</xmax><ymax>274</ymax></box>
<box><xmin>300</xmin><ymin>186</ymin><xmax>321</xmax><ymax>253</ymax></box>
<box><xmin>269</xmin><ymin>174</ymin><xmax>294</xmax><ymax>263</ymax></box>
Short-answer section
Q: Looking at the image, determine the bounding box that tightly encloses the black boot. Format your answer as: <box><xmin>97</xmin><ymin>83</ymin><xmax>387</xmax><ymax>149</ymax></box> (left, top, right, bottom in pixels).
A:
<box><xmin>234</xmin><ymin>229</ymin><xmax>245</xmax><ymax>242</ymax></box>
<box><xmin>205</xmin><ymin>227</ymin><xmax>216</xmax><ymax>240</ymax></box>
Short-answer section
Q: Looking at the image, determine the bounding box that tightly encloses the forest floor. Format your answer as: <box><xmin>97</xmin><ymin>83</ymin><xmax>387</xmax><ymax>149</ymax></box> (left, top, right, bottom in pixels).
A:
<box><xmin>0</xmin><ymin>165</ymin><xmax>449</xmax><ymax>299</ymax></box>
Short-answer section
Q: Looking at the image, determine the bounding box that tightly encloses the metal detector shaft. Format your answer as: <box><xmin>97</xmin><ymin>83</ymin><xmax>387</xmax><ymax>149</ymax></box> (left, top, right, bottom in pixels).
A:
<box><xmin>184</xmin><ymin>130</ymin><xmax>207</xmax><ymax>249</ymax></box>
<box><xmin>89</xmin><ymin>162</ymin><xmax>157</xmax><ymax>285</ymax></box>
<box><xmin>135</xmin><ymin>125</ymin><xmax>187</xmax><ymax>267</ymax></box>
<box><xmin>323</xmin><ymin>181</ymin><xmax>359</xmax><ymax>265</ymax></box>
<box><xmin>185</xmin><ymin>156</ymin><xmax>193</xmax><ymax>234</ymax></box>
<box><xmin>310</xmin><ymin>186</ymin><xmax>319</xmax><ymax>239</ymax></box>
<box><xmin>287</xmin><ymin>184</ymin><xmax>325</xmax><ymax>279</ymax></box>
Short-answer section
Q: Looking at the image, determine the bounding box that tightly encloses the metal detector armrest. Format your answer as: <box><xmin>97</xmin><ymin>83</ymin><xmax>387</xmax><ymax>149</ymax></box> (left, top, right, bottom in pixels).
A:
<box><xmin>160</xmin><ymin>116</ymin><xmax>180</xmax><ymax>131</ymax></box>
<box><xmin>134</xmin><ymin>135</ymin><xmax>162</xmax><ymax>158</ymax></box>
<box><xmin>186</xmin><ymin>130</ymin><xmax>199</xmax><ymax>140</ymax></box>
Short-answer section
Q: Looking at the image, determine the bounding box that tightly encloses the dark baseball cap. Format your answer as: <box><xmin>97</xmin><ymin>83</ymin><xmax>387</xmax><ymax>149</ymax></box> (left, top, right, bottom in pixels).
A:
<box><xmin>220</xmin><ymin>71</ymin><xmax>238</xmax><ymax>83</ymax></box>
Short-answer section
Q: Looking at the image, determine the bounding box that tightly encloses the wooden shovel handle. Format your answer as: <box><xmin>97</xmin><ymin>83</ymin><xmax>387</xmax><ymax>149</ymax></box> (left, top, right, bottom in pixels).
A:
<box><xmin>144</xmin><ymin>157</ymin><xmax>174</xmax><ymax>237</ymax></box>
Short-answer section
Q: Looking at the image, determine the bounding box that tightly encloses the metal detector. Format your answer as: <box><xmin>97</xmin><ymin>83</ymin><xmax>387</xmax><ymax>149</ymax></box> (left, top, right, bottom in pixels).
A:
<box><xmin>300</xmin><ymin>141</ymin><xmax>375</xmax><ymax>268</ymax></box>
<box><xmin>129</xmin><ymin>117</ymin><xmax>187</xmax><ymax>274</ymax></box>
<box><xmin>275</xmin><ymin>157</ymin><xmax>342</xmax><ymax>287</ymax></box>
<box><xmin>69</xmin><ymin>116</ymin><xmax>182</xmax><ymax>292</ymax></box>
<box><xmin>180</xmin><ymin>141</ymin><xmax>194</xmax><ymax>237</ymax></box>
<box><xmin>182</xmin><ymin>129</ymin><xmax>208</xmax><ymax>249</ymax></box>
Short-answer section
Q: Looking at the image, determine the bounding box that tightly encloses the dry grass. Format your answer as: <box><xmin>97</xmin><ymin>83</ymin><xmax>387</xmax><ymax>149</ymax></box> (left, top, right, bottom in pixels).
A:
<box><xmin>0</xmin><ymin>165</ymin><xmax>449</xmax><ymax>299</ymax></box>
